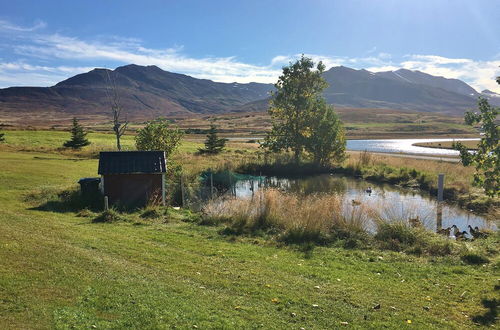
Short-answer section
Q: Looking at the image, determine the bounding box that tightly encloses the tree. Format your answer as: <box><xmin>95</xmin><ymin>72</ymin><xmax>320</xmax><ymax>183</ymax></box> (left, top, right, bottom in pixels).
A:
<box><xmin>263</xmin><ymin>55</ymin><xmax>345</xmax><ymax>165</ymax></box>
<box><xmin>135</xmin><ymin>118</ymin><xmax>183</xmax><ymax>159</ymax></box>
<box><xmin>453</xmin><ymin>96</ymin><xmax>499</xmax><ymax>197</ymax></box>
<box><xmin>0</xmin><ymin>129</ymin><xmax>4</xmax><ymax>143</ymax></box>
<box><xmin>63</xmin><ymin>117</ymin><xmax>91</xmax><ymax>149</ymax></box>
<box><xmin>199</xmin><ymin>124</ymin><xmax>227</xmax><ymax>154</ymax></box>
<box><xmin>105</xmin><ymin>71</ymin><xmax>128</xmax><ymax>150</ymax></box>
<box><xmin>306</xmin><ymin>102</ymin><xmax>346</xmax><ymax>166</ymax></box>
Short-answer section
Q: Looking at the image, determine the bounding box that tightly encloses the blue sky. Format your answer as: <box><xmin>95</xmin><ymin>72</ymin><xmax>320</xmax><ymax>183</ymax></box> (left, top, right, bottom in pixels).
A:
<box><xmin>1</xmin><ymin>0</ymin><xmax>499</xmax><ymax>92</ymax></box>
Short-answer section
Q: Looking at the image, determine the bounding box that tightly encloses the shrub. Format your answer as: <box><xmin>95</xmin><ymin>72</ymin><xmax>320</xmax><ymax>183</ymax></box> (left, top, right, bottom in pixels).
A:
<box><xmin>92</xmin><ymin>209</ymin><xmax>126</xmax><ymax>223</ymax></box>
<box><xmin>461</xmin><ymin>253</ymin><xmax>490</xmax><ymax>265</ymax></box>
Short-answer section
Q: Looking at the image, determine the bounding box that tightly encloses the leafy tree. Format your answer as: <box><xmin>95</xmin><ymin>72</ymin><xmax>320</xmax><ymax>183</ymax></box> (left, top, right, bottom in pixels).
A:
<box><xmin>0</xmin><ymin>129</ymin><xmax>4</xmax><ymax>143</ymax></box>
<box><xmin>63</xmin><ymin>117</ymin><xmax>91</xmax><ymax>149</ymax></box>
<box><xmin>263</xmin><ymin>55</ymin><xmax>345</xmax><ymax>165</ymax></box>
<box><xmin>135</xmin><ymin>118</ymin><xmax>183</xmax><ymax>159</ymax></box>
<box><xmin>199</xmin><ymin>124</ymin><xmax>227</xmax><ymax>154</ymax></box>
<box><xmin>306</xmin><ymin>102</ymin><xmax>346</xmax><ymax>166</ymax></box>
<box><xmin>453</xmin><ymin>97</ymin><xmax>499</xmax><ymax>197</ymax></box>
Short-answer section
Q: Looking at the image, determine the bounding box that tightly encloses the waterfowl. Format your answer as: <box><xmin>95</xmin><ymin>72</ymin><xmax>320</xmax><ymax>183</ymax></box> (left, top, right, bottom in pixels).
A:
<box><xmin>437</xmin><ymin>227</ymin><xmax>451</xmax><ymax>236</ymax></box>
<box><xmin>409</xmin><ymin>216</ymin><xmax>422</xmax><ymax>227</ymax></box>
<box><xmin>468</xmin><ymin>225</ymin><xmax>489</xmax><ymax>239</ymax></box>
<box><xmin>366</xmin><ymin>187</ymin><xmax>372</xmax><ymax>195</ymax></box>
<box><xmin>455</xmin><ymin>230</ymin><xmax>468</xmax><ymax>241</ymax></box>
<box><xmin>451</xmin><ymin>224</ymin><xmax>460</xmax><ymax>237</ymax></box>
<box><xmin>351</xmin><ymin>199</ymin><xmax>362</xmax><ymax>206</ymax></box>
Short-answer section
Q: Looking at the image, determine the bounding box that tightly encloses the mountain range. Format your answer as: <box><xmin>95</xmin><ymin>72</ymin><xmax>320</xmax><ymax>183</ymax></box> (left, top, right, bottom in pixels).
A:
<box><xmin>0</xmin><ymin>64</ymin><xmax>498</xmax><ymax>121</ymax></box>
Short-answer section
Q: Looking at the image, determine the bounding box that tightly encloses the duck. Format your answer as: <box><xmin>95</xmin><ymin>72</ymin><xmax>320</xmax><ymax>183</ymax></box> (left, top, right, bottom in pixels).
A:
<box><xmin>365</xmin><ymin>187</ymin><xmax>372</xmax><ymax>195</ymax></box>
<box><xmin>409</xmin><ymin>216</ymin><xmax>422</xmax><ymax>228</ymax></box>
<box><xmin>468</xmin><ymin>225</ymin><xmax>489</xmax><ymax>239</ymax></box>
<box><xmin>437</xmin><ymin>227</ymin><xmax>451</xmax><ymax>236</ymax></box>
<box><xmin>451</xmin><ymin>224</ymin><xmax>460</xmax><ymax>237</ymax></box>
<box><xmin>351</xmin><ymin>199</ymin><xmax>362</xmax><ymax>206</ymax></box>
<box><xmin>455</xmin><ymin>230</ymin><xmax>469</xmax><ymax>241</ymax></box>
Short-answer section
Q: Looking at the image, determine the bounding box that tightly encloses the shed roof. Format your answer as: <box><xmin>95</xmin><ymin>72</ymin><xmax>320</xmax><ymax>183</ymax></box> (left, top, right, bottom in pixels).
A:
<box><xmin>98</xmin><ymin>151</ymin><xmax>166</xmax><ymax>175</ymax></box>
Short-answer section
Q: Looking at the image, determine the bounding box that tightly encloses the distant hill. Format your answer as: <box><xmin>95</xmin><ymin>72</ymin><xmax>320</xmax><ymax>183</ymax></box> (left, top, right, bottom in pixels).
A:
<box><xmin>321</xmin><ymin>66</ymin><xmax>479</xmax><ymax>113</ymax></box>
<box><xmin>0</xmin><ymin>64</ymin><xmax>273</xmax><ymax>119</ymax></box>
<box><xmin>0</xmin><ymin>64</ymin><xmax>495</xmax><ymax>123</ymax></box>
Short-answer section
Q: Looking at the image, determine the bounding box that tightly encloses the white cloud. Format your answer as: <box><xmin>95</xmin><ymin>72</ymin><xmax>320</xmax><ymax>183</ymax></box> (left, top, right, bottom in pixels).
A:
<box><xmin>0</xmin><ymin>19</ymin><xmax>46</xmax><ymax>32</ymax></box>
<box><xmin>0</xmin><ymin>19</ymin><xmax>499</xmax><ymax>93</ymax></box>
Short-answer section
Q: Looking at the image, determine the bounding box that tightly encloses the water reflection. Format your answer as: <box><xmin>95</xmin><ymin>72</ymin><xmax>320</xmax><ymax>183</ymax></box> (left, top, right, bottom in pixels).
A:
<box><xmin>232</xmin><ymin>174</ymin><xmax>495</xmax><ymax>232</ymax></box>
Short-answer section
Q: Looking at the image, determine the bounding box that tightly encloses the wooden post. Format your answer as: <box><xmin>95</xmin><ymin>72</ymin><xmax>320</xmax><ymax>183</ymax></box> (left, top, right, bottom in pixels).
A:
<box><xmin>180</xmin><ymin>174</ymin><xmax>185</xmax><ymax>207</ymax></box>
<box><xmin>437</xmin><ymin>174</ymin><xmax>444</xmax><ymax>202</ymax></box>
<box><xmin>104</xmin><ymin>196</ymin><xmax>109</xmax><ymax>211</ymax></box>
<box><xmin>161</xmin><ymin>173</ymin><xmax>166</xmax><ymax>206</ymax></box>
<box><xmin>210</xmin><ymin>172</ymin><xmax>214</xmax><ymax>199</ymax></box>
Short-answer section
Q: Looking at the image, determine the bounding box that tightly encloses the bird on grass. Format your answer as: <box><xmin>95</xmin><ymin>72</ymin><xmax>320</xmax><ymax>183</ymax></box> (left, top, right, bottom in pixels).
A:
<box><xmin>468</xmin><ymin>225</ymin><xmax>489</xmax><ymax>239</ymax></box>
<box><xmin>351</xmin><ymin>199</ymin><xmax>362</xmax><ymax>206</ymax></box>
<box><xmin>451</xmin><ymin>225</ymin><xmax>469</xmax><ymax>240</ymax></box>
<box><xmin>437</xmin><ymin>227</ymin><xmax>451</xmax><ymax>236</ymax></box>
<box><xmin>409</xmin><ymin>216</ymin><xmax>422</xmax><ymax>228</ymax></box>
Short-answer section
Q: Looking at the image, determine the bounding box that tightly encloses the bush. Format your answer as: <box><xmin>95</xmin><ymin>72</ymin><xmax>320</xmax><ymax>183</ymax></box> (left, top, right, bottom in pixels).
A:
<box><xmin>461</xmin><ymin>253</ymin><xmax>490</xmax><ymax>265</ymax></box>
<box><xmin>92</xmin><ymin>209</ymin><xmax>126</xmax><ymax>223</ymax></box>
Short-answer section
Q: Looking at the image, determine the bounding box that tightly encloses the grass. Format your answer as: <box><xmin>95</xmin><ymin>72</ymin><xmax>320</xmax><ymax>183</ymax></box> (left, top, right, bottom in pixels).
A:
<box><xmin>0</xmin><ymin>131</ymin><xmax>498</xmax><ymax>328</ymax></box>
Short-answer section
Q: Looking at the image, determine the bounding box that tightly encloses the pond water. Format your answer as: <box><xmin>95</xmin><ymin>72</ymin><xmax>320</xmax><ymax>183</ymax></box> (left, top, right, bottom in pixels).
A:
<box><xmin>228</xmin><ymin>174</ymin><xmax>495</xmax><ymax>233</ymax></box>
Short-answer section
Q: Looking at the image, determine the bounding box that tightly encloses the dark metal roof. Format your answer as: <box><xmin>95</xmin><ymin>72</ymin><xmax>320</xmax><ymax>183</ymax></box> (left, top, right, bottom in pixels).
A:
<box><xmin>98</xmin><ymin>151</ymin><xmax>167</xmax><ymax>175</ymax></box>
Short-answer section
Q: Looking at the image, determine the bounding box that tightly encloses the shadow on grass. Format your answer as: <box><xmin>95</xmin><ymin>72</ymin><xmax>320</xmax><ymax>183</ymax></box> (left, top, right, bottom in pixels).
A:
<box><xmin>472</xmin><ymin>297</ymin><xmax>498</xmax><ymax>326</ymax></box>
<box><xmin>25</xmin><ymin>187</ymin><xmax>102</xmax><ymax>213</ymax></box>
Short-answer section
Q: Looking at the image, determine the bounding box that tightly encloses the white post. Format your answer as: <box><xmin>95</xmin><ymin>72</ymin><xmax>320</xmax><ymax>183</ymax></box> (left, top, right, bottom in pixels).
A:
<box><xmin>100</xmin><ymin>175</ymin><xmax>104</xmax><ymax>195</ymax></box>
<box><xmin>162</xmin><ymin>173</ymin><xmax>166</xmax><ymax>206</ymax></box>
<box><xmin>104</xmin><ymin>196</ymin><xmax>109</xmax><ymax>211</ymax></box>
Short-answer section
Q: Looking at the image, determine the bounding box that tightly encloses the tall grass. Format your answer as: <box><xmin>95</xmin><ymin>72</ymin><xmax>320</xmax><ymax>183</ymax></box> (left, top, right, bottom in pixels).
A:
<box><xmin>203</xmin><ymin>189</ymin><xmax>370</xmax><ymax>244</ymax></box>
<box><xmin>202</xmin><ymin>188</ymin><xmax>468</xmax><ymax>255</ymax></box>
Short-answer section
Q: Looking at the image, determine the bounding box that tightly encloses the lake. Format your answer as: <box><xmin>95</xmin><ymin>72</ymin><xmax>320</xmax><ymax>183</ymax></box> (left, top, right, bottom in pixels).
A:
<box><xmin>227</xmin><ymin>137</ymin><xmax>479</xmax><ymax>156</ymax></box>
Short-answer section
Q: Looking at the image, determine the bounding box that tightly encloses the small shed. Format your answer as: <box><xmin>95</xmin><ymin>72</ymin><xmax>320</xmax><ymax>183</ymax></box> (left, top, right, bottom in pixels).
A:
<box><xmin>98</xmin><ymin>151</ymin><xmax>167</xmax><ymax>206</ymax></box>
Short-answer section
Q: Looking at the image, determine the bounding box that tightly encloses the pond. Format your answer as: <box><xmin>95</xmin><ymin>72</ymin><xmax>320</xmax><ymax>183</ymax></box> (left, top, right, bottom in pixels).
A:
<box><xmin>226</xmin><ymin>174</ymin><xmax>495</xmax><ymax>234</ymax></box>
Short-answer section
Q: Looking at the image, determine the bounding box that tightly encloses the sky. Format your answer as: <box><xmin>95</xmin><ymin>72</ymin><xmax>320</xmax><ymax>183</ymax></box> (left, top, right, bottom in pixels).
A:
<box><xmin>0</xmin><ymin>0</ymin><xmax>499</xmax><ymax>92</ymax></box>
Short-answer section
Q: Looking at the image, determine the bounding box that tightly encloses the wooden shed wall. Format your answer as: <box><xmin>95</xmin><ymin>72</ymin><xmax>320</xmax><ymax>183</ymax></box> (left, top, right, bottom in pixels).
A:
<box><xmin>103</xmin><ymin>173</ymin><xmax>163</xmax><ymax>206</ymax></box>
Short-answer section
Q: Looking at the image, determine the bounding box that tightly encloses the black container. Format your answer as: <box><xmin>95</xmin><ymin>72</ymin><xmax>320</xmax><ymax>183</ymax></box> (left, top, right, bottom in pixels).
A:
<box><xmin>78</xmin><ymin>177</ymin><xmax>101</xmax><ymax>199</ymax></box>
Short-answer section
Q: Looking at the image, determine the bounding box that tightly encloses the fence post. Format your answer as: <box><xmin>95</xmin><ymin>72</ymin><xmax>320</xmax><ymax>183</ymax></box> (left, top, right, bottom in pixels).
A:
<box><xmin>436</xmin><ymin>174</ymin><xmax>445</xmax><ymax>231</ymax></box>
<box><xmin>180</xmin><ymin>174</ymin><xmax>185</xmax><ymax>207</ymax></box>
<box><xmin>104</xmin><ymin>196</ymin><xmax>109</xmax><ymax>211</ymax></box>
<box><xmin>210</xmin><ymin>172</ymin><xmax>214</xmax><ymax>199</ymax></box>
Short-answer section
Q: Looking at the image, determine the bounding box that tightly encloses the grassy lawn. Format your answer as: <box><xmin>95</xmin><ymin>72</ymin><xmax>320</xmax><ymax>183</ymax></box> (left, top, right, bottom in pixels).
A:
<box><xmin>0</xmin><ymin>132</ymin><xmax>498</xmax><ymax>329</ymax></box>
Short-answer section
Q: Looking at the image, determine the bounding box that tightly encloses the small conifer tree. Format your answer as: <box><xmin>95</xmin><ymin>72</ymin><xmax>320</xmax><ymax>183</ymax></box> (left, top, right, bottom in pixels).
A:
<box><xmin>199</xmin><ymin>124</ymin><xmax>227</xmax><ymax>154</ymax></box>
<box><xmin>63</xmin><ymin>117</ymin><xmax>91</xmax><ymax>149</ymax></box>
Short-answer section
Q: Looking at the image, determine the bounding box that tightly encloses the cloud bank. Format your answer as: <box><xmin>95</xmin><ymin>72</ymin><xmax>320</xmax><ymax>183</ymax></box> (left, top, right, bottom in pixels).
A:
<box><xmin>0</xmin><ymin>20</ymin><xmax>499</xmax><ymax>93</ymax></box>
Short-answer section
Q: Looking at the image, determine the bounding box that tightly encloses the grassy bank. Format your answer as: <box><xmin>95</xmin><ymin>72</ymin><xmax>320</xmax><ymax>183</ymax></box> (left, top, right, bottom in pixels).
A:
<box><xmin>413</xmin><ymin>140</ymin><xmax>479</xmax><ymax>150</ymax></box>
<box><xmin>1</xmin><ymin>149</ymin><xmax>499</xmax><ymax>328</ymax></box>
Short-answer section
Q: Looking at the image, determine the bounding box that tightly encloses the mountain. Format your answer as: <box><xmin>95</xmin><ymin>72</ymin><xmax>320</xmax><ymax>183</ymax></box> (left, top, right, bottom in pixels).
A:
<box><xmin>321</xmin><ymin>66</ymin><xmax>478</xmax><ymax>113</ymax></box>
<box><xmin>0</xmin><ymin>64</ymin><xmax>274</xmax><ymax>119</ymax></box>
<box><xmin>480</xmin><ymin>89</ymin><xmax>500</xmax><ymax>107</ymax></box>
<box><xmin>0</xmin><ymin>64</ymin><xmax>492</xmax><ymax>123</ymax></box>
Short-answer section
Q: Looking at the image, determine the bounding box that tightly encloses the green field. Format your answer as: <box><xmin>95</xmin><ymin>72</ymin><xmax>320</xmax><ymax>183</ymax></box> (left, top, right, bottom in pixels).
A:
<box><xmin>0</xmin><ymin>131</ymin><xmax>498</xmax><ymax>329</ymax></box>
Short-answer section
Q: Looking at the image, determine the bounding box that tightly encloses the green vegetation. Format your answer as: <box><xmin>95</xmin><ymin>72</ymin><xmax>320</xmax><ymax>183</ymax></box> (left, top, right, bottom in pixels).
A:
<box><xmin>63</xmin><ymin>117</ymin><xmax>91</xmax><ymax>149</ymax></box>
<box><xmin>0</xmin><ymin>128</ymin><xmax>4</xmax><ymax>142</ymax></box>
<box><xmin>135</xmin><ymin>118</ymin><xmax>184</xmax><ymax>159</ymax></box>
<box><xmin>454</xmin><ymin>97</ymin><xmax>499</xmax><ymax>197</ymax></box>
<box><xmin>263</xmin><ymin>56</ymin><xmax>346</xmax><ymax>165</ymax></box>
<box><xmin>1</xmin><ymin>146</ymin><xmax>498</xmax><ymax>328</ymax></box>
<box><xmin>198</xmin><ymin>124</ymin><xmax>227</xmax><ymax>154</ymax></box>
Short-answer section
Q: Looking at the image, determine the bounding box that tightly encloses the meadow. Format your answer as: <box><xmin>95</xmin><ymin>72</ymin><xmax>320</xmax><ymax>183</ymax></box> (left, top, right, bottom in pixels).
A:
<box><xmin>0</xmin><ymin>130</ymin><xmax>498</xmax><ymax>329</ymax></box>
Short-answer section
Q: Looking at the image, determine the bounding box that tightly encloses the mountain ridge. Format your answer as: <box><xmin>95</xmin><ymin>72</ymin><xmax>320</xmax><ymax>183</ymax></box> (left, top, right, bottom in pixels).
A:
<box><xmin>0</xmin><ymin>64</ymin><xmax>496</xmax><ymax>121</ymax></box>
